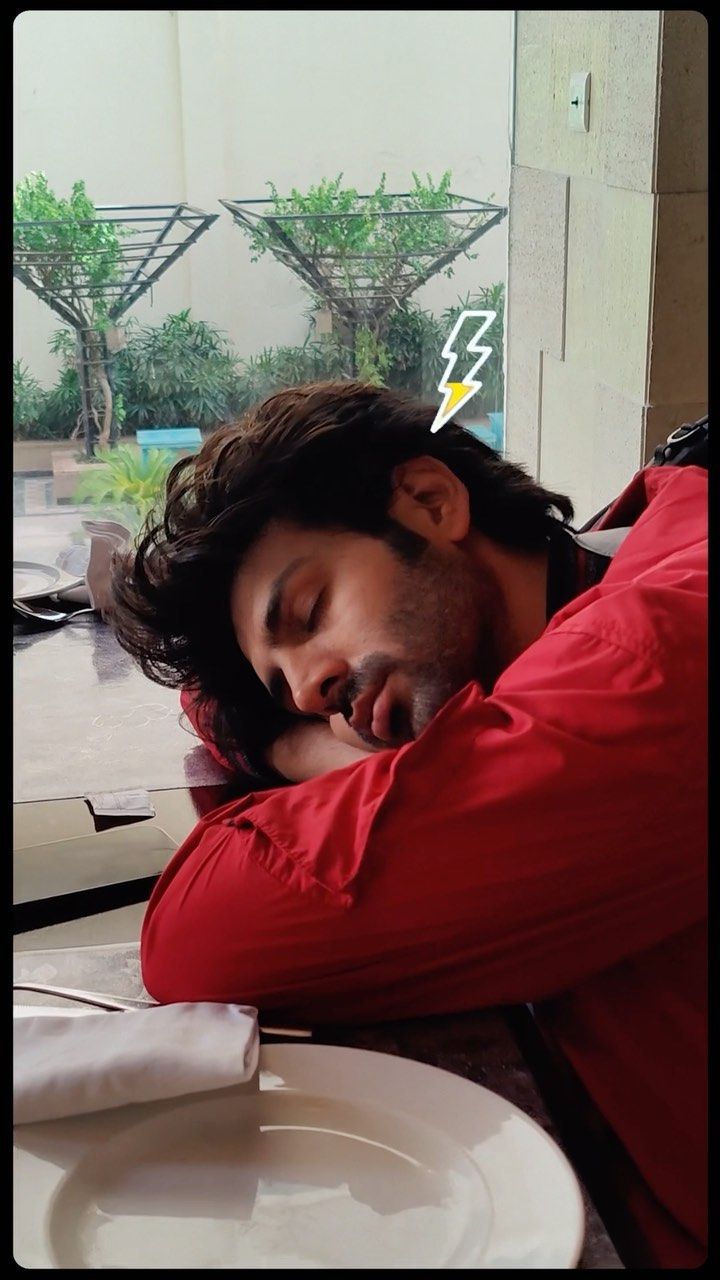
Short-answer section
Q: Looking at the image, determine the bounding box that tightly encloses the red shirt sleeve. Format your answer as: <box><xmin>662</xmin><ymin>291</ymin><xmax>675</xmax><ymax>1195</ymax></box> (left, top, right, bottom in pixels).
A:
<box><xmin>144</xmin><ymin>615</ymin><xmax>707</xmax><ymax>1024</ymax></box>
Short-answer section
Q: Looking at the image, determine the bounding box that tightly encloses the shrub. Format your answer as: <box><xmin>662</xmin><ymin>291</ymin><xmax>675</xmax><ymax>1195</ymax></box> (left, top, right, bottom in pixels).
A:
<box><xmin>73</xmin><ymin>443</ymin><xmax>174</xmax><ymax>532</ymax></box>
<box><xmin>232</xmin><ymin>336</ymin><xmax>349</xmax><ymax>412</ymax></box>
<box><xmin>13</xmin><ymin>361</ymin><xmax>47</xmax><ymax>439</ymax></box>
<box><xmin>113</xmin><ymin>310</ymin><xmax>240</xmax><ymax>430</ymax></box>
<box><xmin>14</xmin><ymin>172</ymin><xmax>130</xmax><ymax>451</ymax></box>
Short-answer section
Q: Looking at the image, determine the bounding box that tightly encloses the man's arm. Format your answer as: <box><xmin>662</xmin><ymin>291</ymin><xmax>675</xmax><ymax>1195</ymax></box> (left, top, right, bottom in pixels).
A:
<box><xmin>267</xmin><ymin>719</ymin><xmax>373</xmax><ymax>782</ymax></box>
<box><xmin>143</xmin><ymin>613</ymin><xmax>707</xmax><ymax>1024</ymax></box>
<box><xmin>181</xmin><ymin>688</ymin><xmax>372</xmax><ymax>782</ymax></box>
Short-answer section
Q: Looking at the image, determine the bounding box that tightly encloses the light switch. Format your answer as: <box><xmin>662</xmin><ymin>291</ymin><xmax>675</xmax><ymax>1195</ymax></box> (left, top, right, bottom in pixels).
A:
<box><xmin>568</xmin><ymin>71</ymin><xmax>591</xmax><ymax>133</ymax></box>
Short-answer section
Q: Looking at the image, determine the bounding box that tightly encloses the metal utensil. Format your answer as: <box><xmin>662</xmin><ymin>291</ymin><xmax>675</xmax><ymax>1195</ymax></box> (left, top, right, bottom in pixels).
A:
<box><xmin>13</xmin><ymin>982</ymin><xmax>150</xmax><ymax>1012</ymax></box>
<box><xmin>13</xmin><ymin>600</ymin><xmax>95</xmax><ymax>626</ymax></box>
<box><xmin>12</xmin><ymin>981</ymin><xmax>312</xmax><ymax>1037</ymax></box>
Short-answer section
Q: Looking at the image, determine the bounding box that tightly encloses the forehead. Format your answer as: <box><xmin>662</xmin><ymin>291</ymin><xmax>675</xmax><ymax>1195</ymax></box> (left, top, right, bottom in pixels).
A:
<box><xmin>230</xmin><ymin>521</ymin><xmax>336</xmax><ymax>657</ymax></box>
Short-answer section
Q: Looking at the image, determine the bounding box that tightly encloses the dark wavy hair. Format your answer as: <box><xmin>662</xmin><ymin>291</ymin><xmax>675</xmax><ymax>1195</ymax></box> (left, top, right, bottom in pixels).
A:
<box><xmin>109</xmin><ymin>380</ymin><xmax>574</xmax><ymax>767</ymax></box>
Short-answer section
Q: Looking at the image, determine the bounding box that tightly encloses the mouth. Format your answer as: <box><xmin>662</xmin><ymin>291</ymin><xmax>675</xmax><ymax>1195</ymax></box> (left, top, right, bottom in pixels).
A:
<box><xmin>350</xmin><ymin>674</ymin><xmax>412</xmax><ymax>748</ymax></box>
<box><xmin>370</xmin><ymin>678</ymin><xmax>397</xmax><ymax>743</ymax></box>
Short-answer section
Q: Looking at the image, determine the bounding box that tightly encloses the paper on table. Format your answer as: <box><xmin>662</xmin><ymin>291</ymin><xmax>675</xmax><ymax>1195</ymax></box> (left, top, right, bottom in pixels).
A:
<box><xmin>14</xmin><ymin>1002</ymin><xmax>259</xmax><ymax>1125</ymax></box>
<box><xmin>85</xmin><ymin>789</ymin><xmax>156</xmax><ymax>818</ymax></box>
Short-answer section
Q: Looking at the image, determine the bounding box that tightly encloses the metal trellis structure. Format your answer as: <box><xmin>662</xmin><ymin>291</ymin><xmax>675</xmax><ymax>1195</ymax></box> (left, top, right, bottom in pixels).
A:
<box><xmin>220</xmin><ymin>191</ymin><xmax>507</xmax><ymax>368</ymax></box>
<box><xmin>13</xmin><ymin>203</ymin><xmax>218</xmax><ymax>456</ymax></box>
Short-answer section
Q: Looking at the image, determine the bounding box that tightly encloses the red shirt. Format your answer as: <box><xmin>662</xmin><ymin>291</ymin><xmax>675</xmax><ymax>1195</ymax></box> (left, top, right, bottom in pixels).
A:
<box><xmin>143</xmin><ymin>465</ymin><xmax>707</xmax><ymax>1265</ymax></box>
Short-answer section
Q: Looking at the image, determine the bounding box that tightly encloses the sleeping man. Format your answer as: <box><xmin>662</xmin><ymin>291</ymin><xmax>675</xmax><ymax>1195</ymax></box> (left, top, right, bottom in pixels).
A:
<box><xmin>110</xmin><ymin>381</ymin><xmax>707</xmax><ymax>1267</ymax></box>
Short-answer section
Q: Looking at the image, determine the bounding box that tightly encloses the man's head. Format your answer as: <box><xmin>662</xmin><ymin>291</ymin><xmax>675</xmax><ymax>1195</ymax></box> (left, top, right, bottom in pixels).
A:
<box><xmin>110</xmin><ymin>381</ymin><xmax>573</xmax><ymax>761</ymax></box>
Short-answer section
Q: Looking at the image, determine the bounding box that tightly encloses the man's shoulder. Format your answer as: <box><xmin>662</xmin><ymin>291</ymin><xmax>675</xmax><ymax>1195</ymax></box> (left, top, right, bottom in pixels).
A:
<box><xmin>541</xmin><ymin>464</ymin><xmax>707</xmax><ymax>663</ymax></box>
<box><xmin>541</xmin><ymin>547</ymin><xmax>706</xmax><ymax>675</ymax></box>
<box><xmin>592</xmin><ymin>464</ymin><xmax>707</xmax><ymax>546</ymax></box>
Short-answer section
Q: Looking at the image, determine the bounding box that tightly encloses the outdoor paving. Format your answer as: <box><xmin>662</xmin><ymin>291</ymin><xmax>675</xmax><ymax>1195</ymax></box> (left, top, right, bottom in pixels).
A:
<box><xmin>13</xmin><ymin>473</ymin><xmax>93</xmax><ymax>564</ymax></box>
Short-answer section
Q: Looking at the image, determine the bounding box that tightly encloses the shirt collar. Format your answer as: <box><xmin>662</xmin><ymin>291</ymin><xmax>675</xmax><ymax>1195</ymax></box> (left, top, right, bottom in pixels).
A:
<box><xmin>545</xmin><ymin>523</ymin><xmax>631</xmax><ymax>620</ymax></box>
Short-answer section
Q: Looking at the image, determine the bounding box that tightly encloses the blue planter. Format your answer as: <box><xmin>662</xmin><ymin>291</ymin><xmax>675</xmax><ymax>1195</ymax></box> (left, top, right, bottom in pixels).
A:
<box><xmin>464</xmin><ymin>412</ymin><xmax>505</xmax><ymax>454</ymax></box>
<box><xmin>487</xmin><ymin>412</ymin><xmax>505</xmax><ymax>452</ymax></box>
<box><xmin>136</xmin><ymin>426</ymin><xmax>202</xmax><ymax>462</ymax></box>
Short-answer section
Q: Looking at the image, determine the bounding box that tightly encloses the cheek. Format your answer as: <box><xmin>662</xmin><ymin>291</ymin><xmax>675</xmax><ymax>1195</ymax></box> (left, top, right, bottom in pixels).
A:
<box><xmin>334</xmin><ymin>584</ymin><xmax>394</xmax><ymax>651</ymax></box>
<box><xmin>329</xmin><ymin>544</ymin><xmax>406</xmax><ymax>651</ymax></box>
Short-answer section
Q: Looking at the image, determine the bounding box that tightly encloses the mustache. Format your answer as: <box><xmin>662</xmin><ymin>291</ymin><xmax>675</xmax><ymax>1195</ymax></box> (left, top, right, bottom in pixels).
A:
<box><xmin>330</xmin><ymin>654</ymin><xmax>394</xmax><ymax>722</ymax></box>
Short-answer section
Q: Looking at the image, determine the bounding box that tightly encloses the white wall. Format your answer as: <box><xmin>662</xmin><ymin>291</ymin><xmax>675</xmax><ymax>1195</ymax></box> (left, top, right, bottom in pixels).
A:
<box><xmin>13</xmin><ymin>10</ymin><xmax>189</xmax><ymax>384</ymax></box>
<box><xmin>14</xmin><ymin>9</ymin><xmax>512</xmax><ymax>385</ymax></box>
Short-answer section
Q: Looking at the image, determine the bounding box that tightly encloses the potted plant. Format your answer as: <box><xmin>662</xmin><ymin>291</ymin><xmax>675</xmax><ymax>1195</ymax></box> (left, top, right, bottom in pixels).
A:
<box><xmin>228</xmin><ymin>285</ymin><xmax>505</xmax><ymax>436</ymax></box>
<box><xmin>13</xmin><ymin>361</ymin><xmax>47</xmax><ymax>441</ymax></box>
<box><xmin>13</xmin><ymin>173</ymin><xmax>128</xmax><ymax>457</ymax></box>
<box><xmin>14</xmin><ymin>175</ymin><xmax>218</xmax><ymax>462</ymax></box>
<box><xmin>223</xmin><ymin>173</ymin><xmax>506</xmax><ymax>384</ymax></box>
<box><xmin>73</xmin><ymin>443</ymin><xmax>175</xmax><ymax>536</ymax></box>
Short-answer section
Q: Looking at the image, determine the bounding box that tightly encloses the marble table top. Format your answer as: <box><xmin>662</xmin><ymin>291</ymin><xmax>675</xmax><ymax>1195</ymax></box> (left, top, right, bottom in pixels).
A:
<box><xmin>14</xmin><ymin>942</ymin><xmax>623</xmax><ymax>1268</ymax></box>
<box><xmin>14</xmin><ymin>617</ymin><xmax>227</xmax><ymax>803</ymax></box>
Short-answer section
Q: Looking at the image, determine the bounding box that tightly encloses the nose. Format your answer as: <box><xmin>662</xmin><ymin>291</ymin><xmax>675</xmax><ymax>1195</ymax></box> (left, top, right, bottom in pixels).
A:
<box><xmin>288</xmin><ymin>649</ymin><xmax>350</xmax><ymax>718</ymax></box>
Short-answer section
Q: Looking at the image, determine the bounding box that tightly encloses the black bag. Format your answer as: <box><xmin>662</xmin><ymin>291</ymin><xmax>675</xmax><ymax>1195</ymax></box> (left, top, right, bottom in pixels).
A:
<box><xmin>651</xmin><ymin>414</ymin><xmax>707</xmax><ymax>469</ymax></box>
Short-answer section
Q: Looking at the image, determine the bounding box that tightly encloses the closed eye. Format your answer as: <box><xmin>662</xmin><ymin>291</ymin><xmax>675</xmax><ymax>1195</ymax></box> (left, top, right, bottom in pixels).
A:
<box><xmin>305</xmin><ymin>588</ymin><xmax>326</xmax><ymax>634</ymax></box>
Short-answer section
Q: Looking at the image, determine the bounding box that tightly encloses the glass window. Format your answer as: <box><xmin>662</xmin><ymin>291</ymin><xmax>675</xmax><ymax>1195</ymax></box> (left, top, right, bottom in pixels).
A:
<box><xmin>14</xmin><ymin>10</ymin><xmax>510</xmax><ymax>566</ymax></box>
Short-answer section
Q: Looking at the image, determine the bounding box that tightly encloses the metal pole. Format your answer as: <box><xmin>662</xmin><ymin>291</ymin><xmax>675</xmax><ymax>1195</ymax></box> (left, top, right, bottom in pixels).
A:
<box><xmin>103</xmin><ymin>333</ymin><xmax>118</xmax><ymax>444</ymax></box>
<box><xmin>77</xmin><ymin>329</ymin><xmax>95</xmax><ymax>459</ymax></box>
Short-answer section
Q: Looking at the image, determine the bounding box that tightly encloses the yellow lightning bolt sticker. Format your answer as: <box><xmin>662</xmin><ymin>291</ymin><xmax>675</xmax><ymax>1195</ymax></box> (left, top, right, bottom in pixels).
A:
<box><xmin>430</xmin><ymin>309</ymin><xmax>497</xmax><ymax>433</ymax></box>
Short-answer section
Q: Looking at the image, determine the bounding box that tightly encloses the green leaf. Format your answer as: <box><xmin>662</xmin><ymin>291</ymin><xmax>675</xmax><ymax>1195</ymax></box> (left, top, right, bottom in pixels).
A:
<box><xmin>74</xmin><ymin>443</ymin><xmax>174</xmax><ymax>528</ymax></box>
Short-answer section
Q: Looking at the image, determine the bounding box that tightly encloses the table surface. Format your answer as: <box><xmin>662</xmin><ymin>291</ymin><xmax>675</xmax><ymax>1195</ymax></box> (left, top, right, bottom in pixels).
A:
<box><xmin>14</xmin><ymin>612</ymin><xmax>623</xmax><ymax>1267</ymax></box>
<box><xmin>14</xmin><ymin>616</ymin><xmax>227</xmax><ymax>802</ymax></box>
<box><xmin>14</xmin><ymin>933</ymin><xmax>622</xmax><ymax>1269</ymax></box>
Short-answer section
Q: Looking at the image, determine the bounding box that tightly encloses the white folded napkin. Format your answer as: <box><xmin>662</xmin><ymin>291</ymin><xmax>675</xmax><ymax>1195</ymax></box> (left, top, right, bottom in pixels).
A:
<box><xmin>13</xmin><ymin>1002</ymin><xmax>259</xmax><ymax>1126</ymax></box>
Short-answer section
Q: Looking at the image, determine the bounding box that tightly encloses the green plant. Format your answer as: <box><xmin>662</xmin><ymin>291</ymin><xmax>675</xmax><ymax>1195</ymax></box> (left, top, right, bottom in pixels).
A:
<box><xmin>355</xmin><ymin>327</ymin><xmax>392</xmax><ymax>386</ymax></box>
<box><xmin>231</xmin><ymin>285</ymin><xmax>504</xmax><ymax>412</ymax></box>
<box><xmin>14</xmin><ymin>173</ymin><xmax>127</xmax><ymax>324</ymax></box>
<box><xmin>13</xmin><ymin>347</ymin><xmax>88</xmax><ymax>444</ymax></box>
<box><xmin>232</xmin><ymin>335</ymin><xmax>349</xmax><ymax>413</ymax></box>
<box><xmin>13</xmin><ymin>361</ymin><xmax>47</xmax><ymax>439</ymax></box>
<box><xmin>26</xmin><ymin>324</ymin><xmax>124</xmax><ymax>443</ymax></box>
<box><xmin>73</xmin><ymin>443</ymin><xmax>173</xmax><ymax>531</ymax></box>
<box><xmin>246</xmin><ymin>172</ymin><xmax>463</xmax><ymax>282</ymax></box>
<box><xmin>16</xmin><ymin>283</ymin><xmax>504</xmax><ymax>447</ymax></box>
<box><xmin>239</xmin><ymin>172</ymin><xmax>492</xmax><ymax>382</ymax></box>
<box><xmin>14</xmin><ymin>173</ymin><xmax>131</xmax><ymax>451</ymax></box>
<box><xmin>36</xmin><ymin>328</ymin><xmax>84</xmax><ymax>439</ymax></box>
<box><xmin>37</xmin><ymin>367</ymin><xmax>84</xmax><ymax>439</ymax></box>
<box><xmin>48</xmin><ymin>327</ymin><xmax>77</xmax><ymax>363</ymax></box>
<box><xmin>113</xmin><ymin>310</ymin><xmax>240</xmax><ymax>430</ymax></box>
<box><xmin>385</xmin><ymin>306</ymin><xmax>446</xmax><ymax>399</ymax></box>
<box><xmin>383</xmin><ymin>284</ymin><xmax>505</xmax><ymax>410</ymax></box>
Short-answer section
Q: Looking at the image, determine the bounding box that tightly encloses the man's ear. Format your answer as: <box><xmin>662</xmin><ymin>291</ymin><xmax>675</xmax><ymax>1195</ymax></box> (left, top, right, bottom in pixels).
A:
<box><xmin>387</xmin><ymin>456</ymin><xmax>471</xmax><ymax>544</ymax></box>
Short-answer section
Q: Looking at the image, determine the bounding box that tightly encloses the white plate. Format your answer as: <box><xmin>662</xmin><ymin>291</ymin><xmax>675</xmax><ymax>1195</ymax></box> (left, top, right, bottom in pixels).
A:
<box><xmin>13</xmin><ymin>1041</ymin><xmax>584</xmax><ymax>1270</ymax></box>
<box><xmin>13</xmin><ymin>560</ymin><xmax>84</xmax><ymax>602</ymax></box>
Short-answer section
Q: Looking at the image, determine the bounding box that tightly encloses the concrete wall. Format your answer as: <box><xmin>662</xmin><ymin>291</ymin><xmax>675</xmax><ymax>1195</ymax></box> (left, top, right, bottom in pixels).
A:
<box><xmin>505</xmin><ymin>10</ymin><xmax>707</xmax><ymax>524</ymax></box>
<box><xmin>14</xmin><ymin>9</ymin><xmax>512</xmax><ymax>385</ymax></box>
